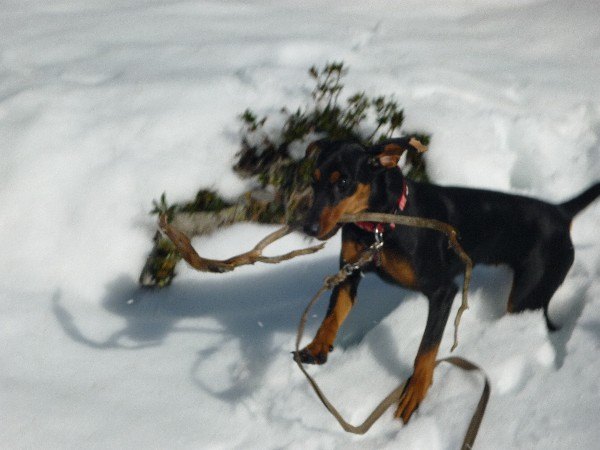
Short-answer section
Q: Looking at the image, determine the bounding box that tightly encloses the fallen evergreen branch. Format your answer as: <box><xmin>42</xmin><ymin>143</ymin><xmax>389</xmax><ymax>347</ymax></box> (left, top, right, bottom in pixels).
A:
<box><xmin>139</xmin><ymin>62</ymin><xmax>432</xmax><ymax>287</ymax></box>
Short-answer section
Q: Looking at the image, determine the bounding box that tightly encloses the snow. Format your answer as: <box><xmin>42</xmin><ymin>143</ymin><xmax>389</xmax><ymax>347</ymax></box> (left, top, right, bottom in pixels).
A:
<box><xmin>1</xmin><ymin>1</ymin><xmax>599</xmax><ymax>448</ymax></box>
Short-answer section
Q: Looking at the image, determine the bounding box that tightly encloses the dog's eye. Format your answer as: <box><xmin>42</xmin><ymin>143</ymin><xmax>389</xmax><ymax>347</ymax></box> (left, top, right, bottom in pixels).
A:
<box><xmin>338</xmin><ymin>178</ymin><xmax>348</xmax><ymax>189</ymax></box>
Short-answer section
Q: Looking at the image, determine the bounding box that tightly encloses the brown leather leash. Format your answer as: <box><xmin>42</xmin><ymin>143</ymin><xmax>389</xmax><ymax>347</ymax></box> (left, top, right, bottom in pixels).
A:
<box><xmin>293</xmin><ymin>243</ymin><xmax>490</xmax><ymax>449</ymax></box>
<box><xmin>159</xmin><ymin>209</ymin><xmax>489</xmax><ymax>446</ymax></box>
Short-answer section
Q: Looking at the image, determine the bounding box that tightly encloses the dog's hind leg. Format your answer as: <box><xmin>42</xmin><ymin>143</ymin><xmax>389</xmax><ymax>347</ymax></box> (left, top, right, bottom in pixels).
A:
<box><xmin>507</xmin><ymin>236</ymin><xmax>574</xmax><ymax>330</ymax></box>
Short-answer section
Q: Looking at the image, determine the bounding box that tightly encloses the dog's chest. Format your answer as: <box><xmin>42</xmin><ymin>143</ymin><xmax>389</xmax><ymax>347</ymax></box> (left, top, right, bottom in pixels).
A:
<box><xmin>377</xmin><ymin>247</ymin><xmax>418</xmax><ymax>289</ymax></box>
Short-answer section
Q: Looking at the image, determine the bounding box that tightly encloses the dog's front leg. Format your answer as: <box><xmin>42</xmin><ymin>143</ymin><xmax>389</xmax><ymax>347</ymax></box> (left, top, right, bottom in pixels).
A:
<box><xmin>395</xmin><ymin>283</ymin><xmax>458</xmax><ymax>423</ymax></box>
<box><xmin>296</xmin><ymin>238</ymin><xmax>365</xmax><ymax>365</ymax></box>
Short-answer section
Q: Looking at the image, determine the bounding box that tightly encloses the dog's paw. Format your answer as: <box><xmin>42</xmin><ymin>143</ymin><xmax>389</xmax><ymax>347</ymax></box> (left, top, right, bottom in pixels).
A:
<box><xmin>394</xmin><ymin>373</ymin><xmax>432</xmax><ymax>423</ymax></box>
<box><xmin>292</xmin><ymin>344</ymin><xmax>333</xmax><ymax>365</ymax></box>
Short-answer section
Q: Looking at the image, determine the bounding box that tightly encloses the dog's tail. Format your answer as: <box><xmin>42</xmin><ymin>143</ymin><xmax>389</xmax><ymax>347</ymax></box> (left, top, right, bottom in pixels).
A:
<box><xmin>559</xmin><ymin>182</ymin><xmax>600</xmax><ymax>220</ymax></box>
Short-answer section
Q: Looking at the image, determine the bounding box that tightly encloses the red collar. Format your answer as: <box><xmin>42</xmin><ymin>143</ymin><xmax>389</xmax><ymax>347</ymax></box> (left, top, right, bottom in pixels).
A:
<box><xmin>354</xmin><ymin>179</ymin><xmax>408</xmax><ymax>234</ymax></box>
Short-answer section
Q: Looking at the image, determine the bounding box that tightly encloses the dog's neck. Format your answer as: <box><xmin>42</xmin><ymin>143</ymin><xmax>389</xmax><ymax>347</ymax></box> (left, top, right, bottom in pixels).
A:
<box><xmin>369</xmin><ymin>167</ymin><xmax>408</xmax><ymax>213</ymax></box>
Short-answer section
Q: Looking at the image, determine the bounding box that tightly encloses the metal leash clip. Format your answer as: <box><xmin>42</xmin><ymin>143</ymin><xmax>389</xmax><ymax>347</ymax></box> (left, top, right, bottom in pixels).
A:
<box><xmin>374</xmin><ymin>226</ymin><xmax>384</xmax><ymax>244</ymax></box>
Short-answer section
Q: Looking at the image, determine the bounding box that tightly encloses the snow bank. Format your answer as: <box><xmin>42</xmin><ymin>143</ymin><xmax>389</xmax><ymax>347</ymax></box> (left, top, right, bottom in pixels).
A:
<box><xmin>1</xmin><ymin>1</ymin><xmax>599</xmax><ymax>449</ymax></box>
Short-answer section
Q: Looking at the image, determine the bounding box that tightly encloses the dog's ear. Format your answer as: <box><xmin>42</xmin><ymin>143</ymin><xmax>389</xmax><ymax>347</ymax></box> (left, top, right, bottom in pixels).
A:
<box><xmin>369</xmin><ymin>137</ymin><xmax>428</xmax><ymax>168</ymax></box>
<box><xmin>378</xmin><ymin>143</ymin><xmax>404</xmax><ymax>168</ymax></box>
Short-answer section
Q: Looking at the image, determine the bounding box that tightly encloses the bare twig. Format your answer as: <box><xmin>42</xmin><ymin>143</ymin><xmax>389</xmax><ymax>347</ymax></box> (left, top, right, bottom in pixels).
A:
<box><xmin>340</xmin><ymin>213</ymin><xmax>473</xmax><ymax>351</ymax></box>
<box><xmin>159</xmin><ymin>208</ymin><xmax>472</xmax><ymax>350</ymax></box>
<box><xmin>158</xmin><ymin>214</ymin><xmax>325</xmax><ymax>273</ymax></box>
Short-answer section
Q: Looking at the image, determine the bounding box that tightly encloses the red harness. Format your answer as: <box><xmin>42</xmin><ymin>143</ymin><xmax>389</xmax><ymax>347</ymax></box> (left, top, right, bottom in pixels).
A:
<box><xmin>354</xmin><ymin>179</ymin><xmax>408</xmax><ymax>235</ymax></box>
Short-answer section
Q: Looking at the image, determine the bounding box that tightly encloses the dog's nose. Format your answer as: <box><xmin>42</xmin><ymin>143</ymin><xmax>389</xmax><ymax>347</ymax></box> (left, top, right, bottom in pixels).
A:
<box><xmin>303</xmin><ymin>222</ymin><xmax>320</xmax><ymax>237</ymax></box>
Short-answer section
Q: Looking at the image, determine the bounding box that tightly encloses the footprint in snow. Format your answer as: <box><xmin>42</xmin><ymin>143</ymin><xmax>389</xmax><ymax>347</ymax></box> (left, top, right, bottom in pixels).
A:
<box><xmin>495</xmin><ymin>355</ymin><xmax>531</xmax><ymax>395</ymax></box>
<box><xmin>351</xmin><ymin>21</ymin><xmax>382</xmax><ymax>52</ymax></box>
<box><xmin>496</xmin><ymin>343</ymin><xmax>556</xmax><ymax>395</ymax></box>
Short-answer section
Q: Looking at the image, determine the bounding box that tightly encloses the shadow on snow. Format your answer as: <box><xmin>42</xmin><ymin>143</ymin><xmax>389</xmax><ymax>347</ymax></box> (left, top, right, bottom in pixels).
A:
<box><xmin>51</xmin><ymin>255</ymin><xmax>591</xmax><ymax>403</ymax></box>
<box><xmin>51</xmin><ymin>256</ymin><xmax>413</xmax><ymax>402</ymax></box>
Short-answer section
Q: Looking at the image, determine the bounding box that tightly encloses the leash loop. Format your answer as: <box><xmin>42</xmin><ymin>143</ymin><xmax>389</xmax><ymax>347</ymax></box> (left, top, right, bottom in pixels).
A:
<box><xmin>294</xmin><ymin>241</ymin><xmax>489</xmax><ymax>448</ymax></box>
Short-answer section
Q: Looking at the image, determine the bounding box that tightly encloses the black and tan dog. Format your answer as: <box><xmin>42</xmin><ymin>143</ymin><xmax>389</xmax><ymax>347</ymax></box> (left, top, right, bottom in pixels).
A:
<box><xmin>297</xmin><ymin>137</ymin><xmax>600</xmax><ymax>423</ymax></box>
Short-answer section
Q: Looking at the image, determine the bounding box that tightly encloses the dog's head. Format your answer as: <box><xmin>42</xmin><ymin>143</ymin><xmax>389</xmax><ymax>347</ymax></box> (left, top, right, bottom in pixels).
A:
<box><xmin>302</xmin><ymin>137</ymin><xmax>426</xmax><ymax>240</ymax></box>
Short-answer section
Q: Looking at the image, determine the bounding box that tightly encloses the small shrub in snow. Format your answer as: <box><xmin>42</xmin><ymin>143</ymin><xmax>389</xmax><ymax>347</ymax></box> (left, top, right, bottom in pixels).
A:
<box><xmin>140</xmin><ymin>62</ymin><xmax>431</xmax><ymax>287</ymax></box>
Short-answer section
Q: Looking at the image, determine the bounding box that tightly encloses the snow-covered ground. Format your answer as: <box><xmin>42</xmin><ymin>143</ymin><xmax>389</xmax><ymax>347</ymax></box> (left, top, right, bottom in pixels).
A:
<box><xmin>2</xmin><ymin>1</ymin><xmax>600</xmax><ymax>448</ymax></box>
